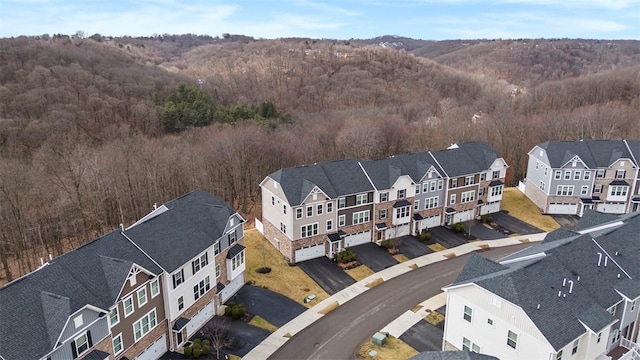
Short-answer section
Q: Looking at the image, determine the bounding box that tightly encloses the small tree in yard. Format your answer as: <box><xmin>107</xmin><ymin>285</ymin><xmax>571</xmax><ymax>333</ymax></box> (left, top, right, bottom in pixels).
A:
<box><xmin>202</xmin><ymin>316</ymin><xmax>233</xmax><ymax>360</ymax></box>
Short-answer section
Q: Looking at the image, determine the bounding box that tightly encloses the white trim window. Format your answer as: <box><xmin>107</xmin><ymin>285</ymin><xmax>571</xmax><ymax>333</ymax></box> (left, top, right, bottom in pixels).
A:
<box><xmin>150</xmin><ymin>278</ymin><xmax>160</xmax><ymax>298</ymax></box>
<box><xmin>596</xmin><ymin>169</ymin><xmax>605</xmax><ymax>178</ymax></box>
<box><xmin>112</xmin><ymin>333</ymin><xmax>123</xmax><ymax>355</ymax></box>
<box><xmin>379</xmin><ymin>192</ymin><xmax>388</xmax><ymax>202</ymax></box>
<box><xmin>507</xmin><ymin>330</ymin><xmax>518</xmax><ymax>349</ymax></box>
<box><xmin>193</xmin><ymin>276</ymin><xmax>211</xmax><ymax>301</ymax></box>
<box><xmin>353</xmin><ymin>210</ymin><xmax>370</xmax><ymax>224</ymax></box>
<box><xmin>571</xmin><ymin>339</ymin><xmax>579</xmax><ymax>354</ymax></box>
<box><xmin>301</xmin><ymin>224</ymin><xmax>318</xmax><ymax>238</ymax></box>
<box><xmin>574</xmin><ymin>171</ymin><xmax>581</xmax><ymax>180</ymax></box>
<box><xmin>283</xmin><ymin>204</ymin><xmax>287</xmax><ymax>214</ymax></box>
<box><xmin>465</xmin><ymin>176</ymin><xmax>474</xmax><ymax>186</ymax></box>
<box><xmin>133</xmin><ymin>309</ymin><xmax>158</xmax><ymax>342</ymax></box>
<box><xmin>554</xmin><ymin>170</ymin><xmax>562</xmax><ymax>180</ymax></box>
<box><xmin>306</xmin><ymin>206</ymin><xmax>313</xmax><ymax>217</ymax></box>
<box><xmin>192</xmin><ymin>252</ymin><xmax>209</xmax><ymax>275</ymax></box>
<box><xmin>338</xmin><ymin>215</ymin><xmax>346</xmax><ymax>227</ymax></box>
<box><xmin>491</xmin><ymin>185</ymin><xmax>503</xmax><ymax>197</ymax></box>
<box><xmin>356</xmin><ymin>193</ymin><xmax>368</xmax><ymax>205</ymax></box>
<box><xmin>73</xmin><ymin>331</ymin><xmax>92</xmax><ymax>358</ymax></box>
<box><xmin>430</xmin><ymin>181</ymin><xmax>436</xmax><ymax>192</ymax></box>
<box><xmin>173</xmin><ymin>269</ymin><xmax>184</xmax><ymax>289</ymax></box>
<box><xmin>422</xmin><ymin>183</ymin><xmax>428</xmax><ymax>193</ymax></box>
<box><xmin>581</xmin><ymin>186</ymin><xmax>588</xmax><ymax>195</ymax></box>
<box><xmin>338</xmin><ymin>198</ymin><xmax>346</xmax><ymax>209</ymax></box>
<box><xmin>564</xmin><ymin>171</ymin><xmax>571</xmax><ymax>180</ymax></box>
<box><xmin>317</xmin><ymin>204</ymin><xmax>323</xmax><ymax>215</ymax></box>
<box><xmin>451</xmin><ymin>179</ymin><xmax>458</xmax><ymax>188</ymax></box>
<box><xmin>609</xmin><ymin>186</ymin><xmax>628</xmax><ymax>196</ymax></box>
<box><xmin>464</xmin><ymin>305</ymin><xmax>472</xmax><ymax>322</ymax></box>
<box><xmin>123</xmin><ymin>295</ymin><xmax>134</xmax><ymax>317</ymax></box>
<box><xmin>461</xmin><ymin>191</ymin><xmax>475</xmax><ymax>203</ymax></box>
<box><xmin>438</xmin><ymin>180</ymin><xmax>444</xmax><ymax>190</ymax></box>
<box><xmin>327</xmin><ymin>202</ymin><xmax>333</xmax><ymax>213</ymax></box>
<box><xmin>296</xmin><ymin>208</ymin><xmax>303</xmax><ymax>219</ymax></box>
<box><xmin>415</xmin><ymin>184</ymin><xmax>421</xmax><ymax>194</ymax></box>
<box><xmin>450</xmin><ymin>194</ymin><xmax>456</xmax><ymax>205</ymax></box>
<box><xmin>594</xmin><ymin>184</ymin><xmax>603</xmax><ymax>194</ymax></box>
<box><xmin>232</xmin><ymin>251</ymin><xmax>245</xmax><ymax>271</ymax></box>
<box><xmin>228</xmin><ymin>229</ymin><xmax>237</xmax><ymax>244</ymax></box>
<box><xmin>583</xmin><ymin>171</ymin><xmax>591</xmax><ymax>181</ymax></box>
<box><xmin>109</xmin><ymin>306</ymin><xmax>119</xmax><ymax>327</ymax></box>
<box><xmin>178</xmin><ymin>296</ymin><xmax>184</xmax><ymax>311</ymax></box>
<box><xmin>280</xmin><ymin>222</ymin><xmax>286</xmax><ymax>234</ymax></box>
<box><xmin>379</xmin><ymin>209</ymin><xmax>388</xmax><ymax>219</ymax></box>
<box><xmin>556</xmin><ymin>185</ymin><xmax>574</xmax><ymax>196</ymax></box>
<box><xmin>395</xmin><ymin>206</ymin><xmax>410</xmax><ymax>219</ymax></box>
<box><xmin>137</xmin><ymin>287</ymin><xmax>147</xmax><ymax>307</ymax></box>
<box><xmin>425</xmin><ymin>197</ymin><xmax>438</xmax><ymax>209</ymax></box>
<box><xmin>215</xmin><ymin>264</ymin><xmax>221</xmax><ymax>279</ymax></box>
<box><xmin>616</xmin><ymin>170</ymin><xmax>626</xmax><ymax>179</ymax></box>
<box><xmin>397</xmin><ymin>189</ymin><xmax>406</xmax><ymax>199</ymax></box>
<box><xmin>414</xmin><ymin>200</ymin><xmax>419</xmax><ymax>210</ymax></box>
<box><xmin>326</xmin><ymin>219</ymin><xmax>333</xmax><ymax>231</ymax></box>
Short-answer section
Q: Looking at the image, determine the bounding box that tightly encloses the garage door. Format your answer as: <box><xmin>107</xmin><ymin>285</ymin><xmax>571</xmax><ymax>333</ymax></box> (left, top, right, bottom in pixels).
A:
<box><xmin>295</xmin><ymin>244</ymin><xmax>325</xmax><ymax>262</ymax></box>
<box><xmin>596</xmin><ymin>203</ymin><xmax>626</xmax><ymax>214</ymax></box>
<box><xmin>419</xmin><ymin>215</ymin><xmax>441</xmax><ymax>230</ymax></box>
<box><xmin>344</xmin><ymin>230</ymin><xmax>371</xmax><ymax>247</ymax></box>
<box><xmin>134</xmin><ymin>334</ymin><xmax>167</xmax><ymax>360</ymax></box>
<box><xmin>453</xmin><ymin>209</ymin><xmax>474</xmax><ymax>223</ymax></box>
<box><xmin>548</xmin><ymin>203</ymin><xmax>577</xmax><ymax>215</ymax></box>
<box><xmin>480</xmin><ymin>202</ymin><xmax>500</xmax><ymax>215</ymax></box>
<box><xmin>187</xmin><ymin>302</ymin><xmax>214</xmax><ymax>336</ymax></box>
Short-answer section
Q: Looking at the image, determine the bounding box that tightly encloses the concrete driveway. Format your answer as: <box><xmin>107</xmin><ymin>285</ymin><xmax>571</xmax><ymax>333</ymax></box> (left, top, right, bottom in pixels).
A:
<box><xmin>232</xmin><ymin>285</ymin><xmax>305</xmax><ymax>327</ymax></box>
<box><xmin>351</xmin><ymin>243</ymin><xmax>398</xmax><ymax>272</ymax></box>
<box><xmin>492</xmin><ymin>211</ymin><xmax>543</xmax><ymax>234</ymax></box>
<box><xmin>399</xmin><ymin>319</ymin><xmax>444</xmax><ymax>352</ymax></box>
<box><xmin>395</xmin><ymin>236</ymin><xmax>433</xmax><ymax>259</ymax></box>
<box><xmin>428</xmin><ymin>226</ymin><xmax>468</xmax><ymax>248</ymax></box>
<box><xmin>297</xmin><ymin>257</ymin><xmax>356</xmax><ymax>295</ymax></box>
<box><xmin>467</xmin><ymin>220</ymin><xmax>506</xmax><ymax>240</ymax></box>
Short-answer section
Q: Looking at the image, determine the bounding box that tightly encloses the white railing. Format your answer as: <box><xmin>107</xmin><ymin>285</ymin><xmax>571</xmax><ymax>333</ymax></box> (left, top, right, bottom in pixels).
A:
<box><xmin>620</xmin><ymin>338</ymin><xmax>640</xmax><ymax>360</ymax></box>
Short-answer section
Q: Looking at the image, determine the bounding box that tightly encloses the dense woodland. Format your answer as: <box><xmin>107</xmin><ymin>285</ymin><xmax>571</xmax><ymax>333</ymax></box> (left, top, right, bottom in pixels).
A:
<box><xmin>0</xmin><ymin>34</ymin><xmax>638</xmax><ymax>282</ymax></box>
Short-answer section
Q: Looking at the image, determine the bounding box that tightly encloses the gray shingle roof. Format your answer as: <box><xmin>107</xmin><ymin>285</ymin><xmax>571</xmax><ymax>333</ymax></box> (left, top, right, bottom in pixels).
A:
<box><xmin>360</xmin><ymin>151</ymin><xmax>444</xmax><ymax>189</ymax></box>
<box><xmin>125</xmin><ymin>189</ymin><xmax>238</xmax><ymax>272</ymax></box>
<box><xmin>542</xmin><ymin>227</ymin><xmax>579</xmax><ymax>243</ymax></box>
<box><xmin>431</xmin><ymin>142</ymin><xmax>501</xmax><ymax>178</ymax></box>
<box><xmin>539</xmin><ymin>140</ymin><xmax>635</xmax><ymax>168</ymax></box>
<box><xmin>614</xmin><ymin>279</ymin><xmax>640</xmax><ymax>300</ymax></box>
<box><xmin>0</xmin><ymin>230</ymin><xmax>161</xmax><ymax>360</ymax></box>
<box><xmin>625</xmin><ymin>140</ymin><xmax>640</xmax><ymax>165</ymax></box>
<box><xmin>574</xmin><ymin>209</ymin><xmax>621</xmax><ymax>232</ymax></box>
<box><xmin>578</xmin><ymin>304</ymin><xmax>617</xmax><ymax>333</ymax></box>
<box><xmin>269</xmin><ymin>159</ymin><xmax>374</xmax><ymax>206</ymax></box>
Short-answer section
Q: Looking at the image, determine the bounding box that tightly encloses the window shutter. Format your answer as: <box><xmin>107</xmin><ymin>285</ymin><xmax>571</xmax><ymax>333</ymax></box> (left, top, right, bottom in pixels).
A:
<box><xmin>87</xmin><ymin>330</ymin><xmax>93</xmax><ymax>347</ymax></box>
<box><xmin>71</xmin><ymin>340</ymin><xmax>78</xmax><ymax>359</ymax></box>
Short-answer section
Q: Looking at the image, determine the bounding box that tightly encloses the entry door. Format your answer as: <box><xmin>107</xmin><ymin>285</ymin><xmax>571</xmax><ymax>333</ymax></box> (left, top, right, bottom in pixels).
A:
<box><xmin>445</xmin><ymin>213</ymin><xmax>452</xmax><ymax>226</ymax></box>
<box><xmin>177</xmin><ymin>331</ymin><xmax>183</xmax><ymax>345</ymax></box>
<box><xmin>331</xmin><ymin>241</ymin><xmax>341</xmax><ymax>256</ymax></box>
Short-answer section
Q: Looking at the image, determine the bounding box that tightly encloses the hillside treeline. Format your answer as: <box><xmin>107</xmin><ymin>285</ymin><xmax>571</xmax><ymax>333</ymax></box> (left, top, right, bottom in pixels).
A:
<box><xmin>0</xmin><ymin>36</ymin><xmax>638</xmax><ymax>282</ymax></box>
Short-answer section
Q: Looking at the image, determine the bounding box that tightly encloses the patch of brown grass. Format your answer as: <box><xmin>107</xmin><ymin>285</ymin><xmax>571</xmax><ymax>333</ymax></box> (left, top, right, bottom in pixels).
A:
<box><xmin>443</xmin><ymin>253</ymin><xmax>456</xmax><ymax>259</ymax></box>
<box><xmin>409</xmin><ymin>263</ymin><xmax>418</xmax><ymax>270</ymax></box>
<box><xmin>411</xmin><ymin>304</ymin><xmax>423</xmax><ymax>312</ymax></box>
<box><xmin>478</xmin><ymin>244</ymin><xmax>490</xmax><ymax>250</ymax></box>
<box><xmin>345</xmin><ymin>264</ymin><xmax>375</xmax><ymax>281</ymax></box>
<box><xmin>428</xmin><ymin>243</ymin><xmax>447</xmax><ymax>252</ymax></box>
<box><xmin>393</xmin><ymin>253</ymin><xmax>410</xmax><ymax>263</ymax></box>
<box><xmin>502</xmin><ymin>188</ymin><xmax>560</xmax><ymax>232</ymax></box>
<box><xmin>244</xmin><ymin>229</ymin><xmax>329</xmax><ymax>307</ymax></box>
<box><xmin>319</xmin><ymin>301</ymin><xmax>339</xmax><ymax>315</ymax></box>
<box><xmin>366</xmin><ymin>278</ymin><xmax>384</xmax><ymax>288</ymax></box>
<box><xmin>424</xmin><ymin>311</ymin><xmax>445</xmax><ymax>326</ymax></box>
<box><xmin>357</xmin><ymin>335</ymin><xmax>419</xmax><ymax>360</ymax></box>
<box><xmin>248</xmin><ymin>315</ymin><xmax>278</xmax><ymax>332</ymax></box>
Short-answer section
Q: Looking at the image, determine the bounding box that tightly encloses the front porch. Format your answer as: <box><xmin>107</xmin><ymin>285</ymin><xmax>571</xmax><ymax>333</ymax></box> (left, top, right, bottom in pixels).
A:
<box><xmin>608</xmin><ymin>338</ymin><xmax>640</xmax><ymax>360</ymax></box>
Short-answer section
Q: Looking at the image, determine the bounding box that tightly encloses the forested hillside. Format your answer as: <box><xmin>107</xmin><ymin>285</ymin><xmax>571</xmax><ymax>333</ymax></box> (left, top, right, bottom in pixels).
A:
<box><xmin>0</xmin><ymin>35</ymin><xmax>638</xmax><ymax>283</ymax></box>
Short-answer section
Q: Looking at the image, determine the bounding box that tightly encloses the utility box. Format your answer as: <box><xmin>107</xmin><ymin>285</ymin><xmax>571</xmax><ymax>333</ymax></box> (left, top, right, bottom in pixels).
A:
<box><xmin>371</xmin><ymin>332</ymin><xmax>387</xmax><ymax>347</ymax></box>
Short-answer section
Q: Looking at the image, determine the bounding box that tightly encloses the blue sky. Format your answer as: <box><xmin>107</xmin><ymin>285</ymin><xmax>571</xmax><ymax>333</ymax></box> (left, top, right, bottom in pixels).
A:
<box><xmin>0</xmin><ymin>0</ymin><xmax>638</xmax><ymax>40</ymax></box>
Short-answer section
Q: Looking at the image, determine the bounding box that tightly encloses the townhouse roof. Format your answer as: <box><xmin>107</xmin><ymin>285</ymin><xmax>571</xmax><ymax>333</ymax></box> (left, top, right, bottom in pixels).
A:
<box><xmin>574</xmin><ymin>209</ymin><xmax>624</xmax><ymax>232</ymax></box>
<box><xmin>449</xmin><ymin>213</ymin><xmax>639</xmax><ymax>351</ymax></box>
<box><xmin>268</xmin><ymin>159</ymin><xmax>374</xmax><ymax>206</ymax></box>
<box><xmin>431</xmin><ymin>142</ymin><xmax>501</xmax><ymax>178</ymax></box>
<box><xmin>0</xmin><ymin>230</ymin><xmax>162</xmax><ymax>360</ymax></box>
<box><xmin>538</xmin><ymin>140</ymin><xmax>635</xmax><ymax>168</ymax></box>
<box><xmin>125</xmin><ymin>189</ymin><xmax>239</xmax><ymax>273</ymax></box>
<box><xmin>625</xmin><ymin>140</ymin><xmax>640</xmax><ymax>165</ymax></box>
<box><xmin>360</xmin><ymin>151</ymin><xmax>444</xmax><ymax>189</ymax></box>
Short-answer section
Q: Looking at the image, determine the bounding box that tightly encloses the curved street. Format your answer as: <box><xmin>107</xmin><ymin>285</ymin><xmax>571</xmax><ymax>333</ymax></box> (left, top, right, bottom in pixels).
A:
<box><xmin>269</xmin><ymin>244</ymin><xmax>532</xmax><ymax>360</ymax></box>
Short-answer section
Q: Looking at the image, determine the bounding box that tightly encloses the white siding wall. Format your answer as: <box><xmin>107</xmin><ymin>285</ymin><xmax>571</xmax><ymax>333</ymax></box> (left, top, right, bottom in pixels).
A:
<box><xmin>261</xmin><ymin>178</ymin><xmax>292</xmax><ymax>239</ymax></box>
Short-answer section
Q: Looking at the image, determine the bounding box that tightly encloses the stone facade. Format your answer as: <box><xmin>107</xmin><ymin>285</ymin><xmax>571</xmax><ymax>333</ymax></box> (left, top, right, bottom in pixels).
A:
<box><xmin>82</xmin><ymin>334</ymin><xmax>115</xmax><ymax>360</ymax></box>
<box><xmin>263</xmin><ymin>218</ymin><xmax>293</xmax><ymax>262</ymax></box>
<box><xmin>118</xmin><ymin>320</ymin><xmax>169</xmax><ymax>360</ymax></box>
<box><xmin>524</xmin><ymin>180</ymin><xmax>548</xmax><ymax>211</ymax></box>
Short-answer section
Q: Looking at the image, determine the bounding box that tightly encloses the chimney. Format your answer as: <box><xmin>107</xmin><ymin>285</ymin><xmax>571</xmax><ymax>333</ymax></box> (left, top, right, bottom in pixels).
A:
<box><xmin>40</xmin><ymin>258</ymin><xmax>44</xmax><ymax>266</ymax></box>
<box><xmin>153</xmin><ymin>203</ymin><xmax>157</xmax><ymax>210</ymax></box>
<box><xmin>120</xmin><ymin>223</ymin><xmax>124</xmax><ymax>231</ymax></box>
<box><xmin>49</xmin><ymin>253</ymin><xmax>52</xmax><ymax>260</ymax></box>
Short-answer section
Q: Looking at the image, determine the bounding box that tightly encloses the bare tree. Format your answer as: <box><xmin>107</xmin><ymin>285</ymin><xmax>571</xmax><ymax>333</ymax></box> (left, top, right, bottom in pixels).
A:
<box><xmin>202</xmin><ymin>316</ymin><xmax>233</xmax><ymax>360</ymax></box>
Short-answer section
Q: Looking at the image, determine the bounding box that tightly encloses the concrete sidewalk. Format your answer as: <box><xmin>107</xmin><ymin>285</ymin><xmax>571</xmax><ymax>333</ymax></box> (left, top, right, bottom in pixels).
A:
<box><xmin>243</xmin><ymin>232</ymin><xmax>547</xmax><ymax>360</ymax></box>
<box><xmin>380</xmin><ymin>292</ymin><xmax>447</xmax><ymax>338</ymax></box>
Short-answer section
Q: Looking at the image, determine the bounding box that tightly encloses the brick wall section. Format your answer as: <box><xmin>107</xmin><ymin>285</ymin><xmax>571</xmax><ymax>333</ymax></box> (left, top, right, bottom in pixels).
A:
<box><xmin>525</xmin><ymin>182</ymin><xmax>548</xmax><ymax>211</ymax></box>
<box><xmin>81</xmin><ymin>334</ymin><xmax>114</xmax><ymax>360</ymax></box>
<box><xmin>169</xmin><ymin>286</ymin><xmax>217</xmax><ymax>347</ymax></box>
<box><xmin>263</xmin><ymin>219</ymin><xmax>293</xmax><ymax>262</ymax></box>
<box><xmin>374</xmin><ymin>201</ymin><xmax>395</xmax><ymax>225</ymax></box>
<box><xmin>117</xmin><ymin>320</ymin><xmax>168</xmax><ymax>360</ymax></box>
<box><xmin>416</xmin><ymin>208</ymin><xmax>444</xmax><ymax>222</ymax></box>
<box><xmin>340</xmin><ymin>222</ymin><xmax>373</xmax><ymax>237</ymax></box>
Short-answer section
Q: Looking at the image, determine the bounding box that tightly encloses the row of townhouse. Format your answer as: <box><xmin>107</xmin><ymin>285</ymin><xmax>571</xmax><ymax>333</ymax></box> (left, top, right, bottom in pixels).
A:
<box><xmin>443</xmin><ymin>210</ymin><xmax>640</xmax><ymax>360</ymax></box>
<box><xmin>259</xmin><ymin>141</ymin><xmax>508</xmax><ymax>263</ymax></box>
<box><xmin>524</xmin><ymin>139</ymin><xmax>640</xmax><ymax>217</ymax></box>
<box><xmin>0</xmin><ymin>190</ymin><xmax>246</xmax><ymax>360</ymax></box>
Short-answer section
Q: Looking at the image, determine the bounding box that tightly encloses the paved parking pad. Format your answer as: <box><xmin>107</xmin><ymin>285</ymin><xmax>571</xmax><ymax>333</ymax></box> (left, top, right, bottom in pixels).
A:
<box><xmin>468</xmin><ymin>220</ymin><xmax>506</xmax><ymax>240</ymax></box>
<box><xmin>222</xmin><ymin>318</ymin><xmax>271</xmax><ymax>357</ymax></box>
<box><xmin>297</xmin><ymin>257</ymin><xmax>356</xmax><ymax>295</ymax></box>
<box><xmin>492</xmin><ymin>211</ymin><xmax>543</xmax><ymax>234</ymax></box>
<box><xmin>428</xmin><ymin>226</ymin><xmax>468</xmax><ymax>248</ymax></box>
<box><xmin>232</xmin><ymin>285</ymin><xmax>305</xmax><ymax>327</ymax></box>
<box><xmin>351</xmin><ymin>243</ymin><xmax>398</xmax><ymax>272</ymax></box>
<box><xmin>399</xmin><ymin>319</ymin><xmax>444</xmax><ymax>352</ymax></box>
<box><xmin>396</xmin><ymin>236</ymin><xmax>433</xmax><ymax>259</ymax></box>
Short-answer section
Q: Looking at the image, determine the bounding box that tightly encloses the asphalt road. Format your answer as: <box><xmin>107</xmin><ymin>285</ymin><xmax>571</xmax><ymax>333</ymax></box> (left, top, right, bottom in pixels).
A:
<box><xmin>269</xmin><ymin>243</ymin><xmax>534</xmax><ymax>360</ymax></box>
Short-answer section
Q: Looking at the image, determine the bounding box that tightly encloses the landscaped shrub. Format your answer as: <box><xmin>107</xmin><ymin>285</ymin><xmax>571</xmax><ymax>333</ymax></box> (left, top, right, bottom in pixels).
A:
<box><xmin>380</xmin><ymin>239</ymin><xmax>393</xmax><ymax>249</ymax></box>
<box><xmin>192</xmin><ymin>341</ymin><xmax>201</xmax><ymax>350</ymax></box>
<box><xmin>192</xmin><ymin>347</ymin><xmax>202</xmax><ymax>359</ymax></box>
<box><xmin>224</xmin><ymin>303</ymin><xmax>235</xmax><ymax>317</ymax></box>
<box><xmin>480</xmin><ymin>214</ymin><xmax>493</xmax><ymax>224</ymax></box>
<box><xmin>336</xmin><ymin>248</ymin><xmax>357</xmax><ymax>263</ymax></box>
<box><xmin>227</xmin><ymin>303</ymin><xmax>246</xmax><ymax>319</ymax></box>
<box><xmin>202</xmin><ymin>339</ymin><xmax>210</xmax><ymax>347</ymax></box>
<box><xmin>183</xmin><ymin>345</ymin><xmax>192</xmax><ymax>358</ymax></box>
<box><xmin>452</xmin><ymin>222</ymin><xmax>465</xmax><ymax>233</ymax></box>
<box><xmin>202</xmin><ymin>345</ymin><xmax>211</xmax><ymax>355</ymax></box>
<box><xmin>418</xmin><ymin>230</ymin><xmax>432</xmax><ymax>241</ymax></box>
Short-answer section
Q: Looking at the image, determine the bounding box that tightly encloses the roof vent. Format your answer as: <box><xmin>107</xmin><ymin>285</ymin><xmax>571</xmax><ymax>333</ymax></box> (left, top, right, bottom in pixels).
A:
<box><xmin>537</xmin><ymin>304</ymin><xmax>540</xmax><ymax>310</ymax></box>
<box><xmin>577</xmin><ymin>276</ymin><xmax>580</xmax><ymax>282</ymax></box>
<box><xmin>604</xmin><ymin>256</ymin><xmax>608</xmax><ymax>267</ymax></box>
<box><xmin>597</xmin><ymin>252</ymin><xmax>602</xmax><ymax>267</ymax></box>
<box><xmin>153</xmin><ymin>203</ymin><xmax>157</xmax><ymax>210</ymax></box>
<box><xmin>618</xmin><ymin>273</ymin><xmax>621</xmax><ymax>279</ymax></box>
<box><xmin>568</xmin><ymin>280</ymin><xmax>574</xmax><ymax>294</ymax></box>
<box><xmin>120</xmin><ymin>223</ymin><xmax>124</xmax><ymax>231</ymax></box>
<box><xmin>558</xmin><ymin>291</ymin><xmax>562</xmax><ymax>297</ymax></box>
<box><xmin>562</xmin><ymin>278</ymin><xmax>567</xmax><ymax>287</ymax></box>
<box><xmin>615</xmin><ymin>251</ymin><xmax>619</xmax><ymax>256</ymax></box>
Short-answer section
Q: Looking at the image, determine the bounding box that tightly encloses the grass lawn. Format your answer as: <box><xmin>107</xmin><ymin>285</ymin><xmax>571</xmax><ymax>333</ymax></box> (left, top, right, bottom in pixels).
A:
<box><xmin>244</xmin><ymin>229</ymin><xmax>329</xmax><ymax>307</ymax></box>
<box><xmin>393</xmin><ymin>253</ymin><xmax>410</xmax><ymax>263</ymax></box>
<box><xmin>427</xmin><ymin>243</ymin><xmax>447</xmax><ymax>252</ymax></box>
<box><xmin>248</xmin><ymin>315</ymin><xmax>278</xmax><ymax>332</ymax></box>
<box><xmin>424</xmin><ymin>311</ymin><xmax>445</xmax><ymax>326</ymax></box>
<box><xmin>345</xmin><ymin>264</ymin><xmax>375</xmax><ymax>281</ymax></box>
<box><xmin>357</xmin><ymin>336</ymin><xmax>418</xmax><ymax>360</ymax></box>
<box><xmin>502</xmin><ymin>188</ymin><xmax>560</xmax><ymax>232</ymax></box>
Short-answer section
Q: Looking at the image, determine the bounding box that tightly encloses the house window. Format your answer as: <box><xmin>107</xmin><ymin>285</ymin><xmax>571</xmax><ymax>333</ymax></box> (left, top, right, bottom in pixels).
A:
<box><xmin>450</xmin><ymin>194</ymin><xmax>456</xmax><ymax>205</ymax></box>
<box><xmin>338</xmin><ymin>198</ymin><xmax>346</xmax><ymax>209</ymax></box>
<box><xmin>178</xmin><ymin>296</ymin><xmax>184</xmax><ymax>311</ymax></box>
<box><xmin>296</xmin><ymin>208</ymin><xmax>303</xmax><ymax>219</ymax></box>
<box><xmin>507</xmin><ymin>330</ymin><xmax>518</xmax><ymax>349</ymax></box>
<box><xmin>395</xmin><ymin>206</ymin><xmax>410</xmax><ymax>219</ymax></box>
<box><xmin>463</xmin><ymin>306</ymin><xmax>472</xmax><ymax>322</ymax></box>
<box><xmin>133</xmin><ymin>309</ymin><xmax>158</xmax><ymax>342</ymax></box>
<box><xmin>193</xmin><ymin>276</ymin><xmax>211</xmax><ymax>301</ymax></box>
<box><xmin>415</xmin><ymin>184</ymin><xmax>421</xmax><ymax>194</ymax></box>
<box><xmin>232</xmin><ymin>251</ymin><xmax>245</xmax><ymax>271</ymax></box>
<box><xmin>379</xmin><ymin>209</ymin><xmax>388</xmax><ymax>219</ymax></box>
<box><xmin>609</xmin><ymin>186</ymin><xmax>628</xmax><ymax>196</ymax></box>
<box><xmin>583</xmin><ymin>171</ymin><xmax>591</xmax><ymax>181</ymax></box>
<box><xmin>215</xmin><ymin>264</ymin><xmax>221</xmax><ymax>279</ymax></box>
<box><xmin>491</xmin><ymin>185</ymin><xmax>503</xmax><ymax>197</ymax></box>
<box><xmin>214</xmin><ymin>241</ymin><xmax>220</xmax><ymax>255</ymax></box>
<box><xmin>414</xmin><ymin>200</ymin><xmax>419</xmax><ymax>210</ymax></box>
<box><xmin>430</xmin><ymin>181</ymin><xmax>436</xmax><ymax>192</ymax></box>
<box><xmin>283</xmin><ymin>205</ymin><xmax>287</xmax><ymax>214</ymax></box>
<box><xmin>487</xmin><ymin>318</ymin><xmax>493</xmax><ymax>326</ymax></box>
<box><xmin>307</xmin><ymin>206</ymin><xmax>313</xmax><ymax>217</ymax></box>
<box><xmin>478</xmin><ymin>187</ymin><xmax>485</xmax><ymax>196</ymax></box>
<box><xmin>301</xmin><ymin>224</ymin><xmax>318</xmax><ymax>238</ymax></box>
<box><xmin>150</xmin><ymin>279</ymin><xmax>159</xmax><ymax>298</ymax></box>
<box><xmin>616</xmin><ymin>170</ymin><xmax>626</xmax><ymax>179</ymax></box>
<box><xmin>123</xmin><ymin>296</ymin><xmax>134</xmax><ymax>317</ymax></box>
<box><xmin>597</xmin><ymin>332</ymin><xmax>602</xmax><ymax>343</ymax></box>
<box><xmin>581</xmin><ymin>186</ymin><xmax>588</xmax><ymax>195</ymax></box>
<box><xmin>192</xmin><ymin>252</ymin><xmax>209</xmax><ymax>275</ymax></box>
<box><xmin>480</xmin><ymin>173</ymin><xmax>486</xmax><ymax>181</ymax></box>
<box><xmin>397</xmin><ymin>189</ymin><xmax>406</xmax><ymax>199</ymax></box>
<box><xmin>463</xmin><ymin>337</ymin><xmax>471</xmax><ymax>351</ymax></box>
<box><xmin>327</xmin><ymin>202</ymin><xmax>333</xmax><ymax>213</ymax></box>
<box><xmin>545</xmin><ymin>167</ymin><xmax>548</xmax><ymax>176</ymax></box>
<box><xmin>492</xmin><ymin>170</ymin><xmax>500</xmax><ymax>179</ymax></box>
<box><xmin>73</xmin><ymin>332</ymin><xmax>91</xmax><ymax>357</ymax></box>
<box><xmin>317</xmin><ymin>204</ymin><xmax>323</xmax><ymax>215</ymax></box>
<box><xmin>280</xmin><ymin>222</ymin><xmax>286</xmax><ymax>234</ymax></box>
<box><xmin>472</xmin><ymin>344</ymin><xmax>480</xmax><ymax>353</ymax></box>
<box><xmin>594</xmin><ymin>184</ymin><xmax>603</xmax><ymax>194</ymax></box>
<box><xmin>271</xmin><ymin>196</ymin><xmax>275</xmax><ymax>206</ymax></box>
<box><xmin>564</xmin><ymin>171</ymin><xmax>571</xmax><ymax>180</ymax></box>
<box><xmin>556</xmin><ymin>185</ymin><xmax>574</xmax><ymax>196</ymax></box>
<box><xmin>380</xmin><ymin>192</ymin><xmax>388</xmax><ymax>202</ymax></box>
<box><xmin>109</xmin><ymin>307</ymin><xmax>119</xmax><ymax>327</ymax></box>
<box><xmin>356</xmin><ymin>194</ymin><xmax>368</xmax><ymax>205</ymax></box>
<box><xmin>451</xmin><ymin>179</ymin><xmax>458</xmax><ymax>188</ymax></box>
<box><xmin>465</xmin><ymin>176</ymin><xmax>474</xmax><ymax>186</ymax></box>
<box><xmin>112</xmin><ymin>333</ymin><xmax>123</xmax><ymax>355</ymax></box>
<box><xmin>461</xmin><ymin>191</ymin><xmax>475</xmax><ymax>203</ymax></box>
<box><xmin>554</xmin><ymin>170</ymin><xmax>562</xmax><ymax>180</ymax></box>
<box><xmin>556</xmin><ymin>350</ymin><xmax>563</xmax><ymax>360</ymax></box>
<box><xmin>137</xmin><ymin>287</ymin><xmax>147</xmax><ymax>307</ymax></box>
<box><xmin>572</xmin><ymin>339</ymin><xmax>579</xmax><ymax>354</ymax></box>
<box><xmin>596</xmin><ymin>169</ymin><xmax>605</xmax><ymax>178</ymax></box>
<box><xmin>422</xmin><ymin>183</ymin><xmax>428</xmax><ymax>193</ymax></box>
<box><xmin>535</xmin><ymin>161</ymin><xmax>539</xmax><ymax>170</ymax></box>
<box><xmin>326</xmin><ymin>220</ymin><xmax>333</xmax><ymax>231</ymax></box>
<box><xmin>438</xmin><ymin>180</ymin><xmax>444</xmax><ymax>190</ymax></box>
<box><xmin>540</xmin><ymin>181</ymin><xmax>545</xmax><ymax>191</ymax></box>
<box><xmin>425</xmin><ymin>197</ymin><xmax>439</xmax><ymax>209</ymax></box>
<box><xmin>74</xmin><ymin>315</ymin><xmax>83</xmax><ymax>328</ymax></box>
<box><xmin>338</xmin><ymin>215</ymin><xmax>345</xmax><ymax>227</ymax></box>
<box><xmin>353</xmin><ymin>210</ymin><xmax>370</xmax><ymax>224</ymax></box>
<box><xmin>228</xmin><ymin>229</ymin><xmax>237</xmax><ymax>244</ymax></box>
<box><xmin>574</xmin><ymin>171</ymin><xmax>581</xmax><ymax>180</ymax></box>
<box><xmin>608</xmin><ymin>304</ymin><xmax>617</xmax><ymax>316</ymax></box>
